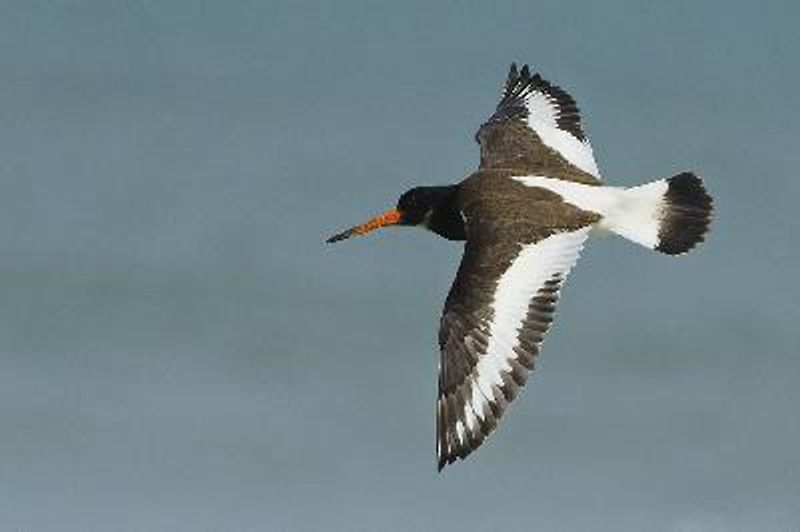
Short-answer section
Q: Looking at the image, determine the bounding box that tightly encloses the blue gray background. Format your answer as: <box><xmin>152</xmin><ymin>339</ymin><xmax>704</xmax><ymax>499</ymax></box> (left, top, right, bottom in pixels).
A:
<box><xmin>1</xmin><ymin>1</ymin><xmax>798</xmax><ymax>530</ymax></box>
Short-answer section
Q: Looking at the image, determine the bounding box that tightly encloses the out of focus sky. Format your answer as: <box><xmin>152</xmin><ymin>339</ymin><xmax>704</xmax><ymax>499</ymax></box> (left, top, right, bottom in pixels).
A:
<box><xmin>1</xmin><ymin>1</ymin><xmax>798</xmax><ymax>530</ymax></box>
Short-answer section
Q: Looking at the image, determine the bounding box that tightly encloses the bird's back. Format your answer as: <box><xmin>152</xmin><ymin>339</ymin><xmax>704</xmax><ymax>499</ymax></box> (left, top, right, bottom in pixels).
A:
<box><xmin>456</xmin><ymin>169</ymin><xmax>601</xmax><ymax>237</ymax></box>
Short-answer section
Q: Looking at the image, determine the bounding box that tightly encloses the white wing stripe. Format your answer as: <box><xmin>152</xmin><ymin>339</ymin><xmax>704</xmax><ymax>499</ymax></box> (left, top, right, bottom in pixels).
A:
<box><xmin>524</xmin><ymin>90</ymin><xmax>600</xmax><ymax>178</ymax></box>
<box><xmin>471</xmin><ymin>229</ymin><xmax>590</xmax><ymax>400</ymax></box>
<box><xmin>455</xmin><ymin>420</ymin><xmax>466</xmax><ymax>445</ymax></box>
<box><xmin>470</xmin><ymin>380</ymin><xmax>487</xmax><ymax>421</ymax></box>
<box><xmin>463</xmin><ymin>400</ymin><xmax>479</xmax><ymax>431</ymax></box>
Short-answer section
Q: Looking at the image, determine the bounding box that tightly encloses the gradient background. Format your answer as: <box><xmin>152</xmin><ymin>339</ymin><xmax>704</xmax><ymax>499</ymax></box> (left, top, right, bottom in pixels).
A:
<box><xmin>2</xmin><ymin>1</ymin><xmax>798</xmax><ymax>530</ymax></box>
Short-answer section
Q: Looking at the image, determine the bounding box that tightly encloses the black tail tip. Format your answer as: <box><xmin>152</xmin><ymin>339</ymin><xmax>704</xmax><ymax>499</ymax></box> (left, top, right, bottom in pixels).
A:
<box><xmin>656</xmin><ymin>172</ymin><xmax>713</xmax><ymax>255</ymax></box>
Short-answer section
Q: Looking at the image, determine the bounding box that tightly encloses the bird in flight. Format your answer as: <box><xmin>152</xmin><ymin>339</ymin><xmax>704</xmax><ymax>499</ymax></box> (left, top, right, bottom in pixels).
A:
<box><xmin>327</xmin><ymin>64</ymin><xmax>713</xmax><ymax>471</ymax></box>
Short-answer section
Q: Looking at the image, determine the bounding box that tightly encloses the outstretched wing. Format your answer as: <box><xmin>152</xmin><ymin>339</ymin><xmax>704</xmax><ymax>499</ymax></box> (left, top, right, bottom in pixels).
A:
<box><xmin>475</xmin><ymin>64</ymin><xmax>601</xmax><ymax>183</ymax></box>
<box><xmin>436</xmin><ymin>224</ymin><xmax>591</xmax><ymax>470</ymax></box>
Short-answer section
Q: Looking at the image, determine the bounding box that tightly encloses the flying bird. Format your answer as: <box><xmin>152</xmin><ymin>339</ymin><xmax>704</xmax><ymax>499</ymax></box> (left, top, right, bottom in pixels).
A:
<box><xmin>327</xmin><ymin>64</ymin><xmax>713</xmax><ymax>470</ymax></box>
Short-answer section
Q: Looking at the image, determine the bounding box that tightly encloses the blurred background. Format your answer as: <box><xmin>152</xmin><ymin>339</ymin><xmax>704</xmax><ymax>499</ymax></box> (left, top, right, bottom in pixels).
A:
<box><xmin>1</xmin><ymin>1</ymin><xmax>798</xmax><ymax>530</ymax></box>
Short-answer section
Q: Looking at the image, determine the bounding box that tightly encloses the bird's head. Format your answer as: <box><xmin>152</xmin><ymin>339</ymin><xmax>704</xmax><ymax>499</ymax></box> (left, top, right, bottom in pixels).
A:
<box><xmin>326</xmin><ymin>186</ymin><xmax>462</xmax><ymax>243</ymax></box>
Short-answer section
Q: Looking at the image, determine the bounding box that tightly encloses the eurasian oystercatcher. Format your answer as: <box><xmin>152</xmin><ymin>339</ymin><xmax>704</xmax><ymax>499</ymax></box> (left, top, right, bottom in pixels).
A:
<box><xmin>327</xmin><ymin>64</ymin><xmax>713</xmax><ymax>471</ymax></box>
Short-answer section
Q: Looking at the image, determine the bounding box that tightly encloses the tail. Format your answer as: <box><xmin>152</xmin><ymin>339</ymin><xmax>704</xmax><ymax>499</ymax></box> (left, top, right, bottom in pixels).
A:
<box><xmin>601</xmin><ymin>172</ymin><xmax>713</xmax><ymax>255</ymax></box>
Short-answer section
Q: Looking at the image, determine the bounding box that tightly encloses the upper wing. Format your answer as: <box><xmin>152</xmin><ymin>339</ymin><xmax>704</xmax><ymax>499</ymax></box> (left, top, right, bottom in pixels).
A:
<box><xmin>436</xmin><ymin>224</ymin><xmax>591</xmax><ymax>470</ymax></box>
<box><xmin>475</xmin><ymin>64</ymin><xmax>601</xmax><ymax>183</ymax></box>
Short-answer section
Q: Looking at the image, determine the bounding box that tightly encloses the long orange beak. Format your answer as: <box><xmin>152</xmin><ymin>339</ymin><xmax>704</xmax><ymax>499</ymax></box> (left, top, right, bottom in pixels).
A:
<box><xmin>326</xmin><ymin>209</ymin><xmax>403</xmax><ymax>243</ymax></box>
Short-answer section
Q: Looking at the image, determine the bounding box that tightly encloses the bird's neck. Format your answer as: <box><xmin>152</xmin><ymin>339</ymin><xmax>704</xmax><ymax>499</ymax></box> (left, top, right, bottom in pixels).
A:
<box><xmin>426</xmin><ymin>186</ymin><xmax>466</xmax><ymax>241</ymax></box>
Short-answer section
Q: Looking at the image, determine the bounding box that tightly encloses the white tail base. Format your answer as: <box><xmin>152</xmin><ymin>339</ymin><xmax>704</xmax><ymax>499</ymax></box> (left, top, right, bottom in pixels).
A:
<box><xmin>512</xmin><ymin>175</ymin><xmax>669</xmax><ymax>249</ymax></box>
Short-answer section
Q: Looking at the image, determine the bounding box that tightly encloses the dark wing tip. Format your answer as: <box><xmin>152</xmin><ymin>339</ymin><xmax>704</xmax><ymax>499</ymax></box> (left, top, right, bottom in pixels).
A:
<box><xmin>504</xmin><ymin>62</ymin><xmax>531</xmax><ymax>92</ymax></box>
<box><xmin>437</xmin><ymin>444</ymin><xmax>463</xmax><ymax>472</ymax></box>
<box><xmin>492</xmin><ymin>63</ymin><xmax>587</xmax><ymax>142</ymax></box>
<box><xmin>508</xmin><ymin>62</ymin><xmax>518</xmax><ymax>81</ymax></box>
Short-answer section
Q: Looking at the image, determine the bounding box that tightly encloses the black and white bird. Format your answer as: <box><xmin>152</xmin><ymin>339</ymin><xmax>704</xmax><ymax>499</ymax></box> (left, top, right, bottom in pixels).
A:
<box><xmin>327</xmin><ymin>64</ymin><xmax>713</xmax><ymax>470</ymax></box>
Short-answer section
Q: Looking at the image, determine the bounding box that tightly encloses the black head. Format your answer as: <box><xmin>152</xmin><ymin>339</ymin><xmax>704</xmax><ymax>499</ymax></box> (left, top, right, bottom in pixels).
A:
<box><xmin>397</xmin><ymin>186</ymin><xmax>448</xmax><ymax>226</ymax></box>
<box><xmin>327</xmin><ymin>185</ymin><xmax>464</xmax><ymax>243</ymax></box>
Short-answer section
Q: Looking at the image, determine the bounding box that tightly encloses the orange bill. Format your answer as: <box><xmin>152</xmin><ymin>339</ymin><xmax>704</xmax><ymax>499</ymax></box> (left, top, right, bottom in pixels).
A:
<box><xmin>326</xmin><ymin>209</ymin><xmax>403</xmax><ymax>243</ymax></box>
